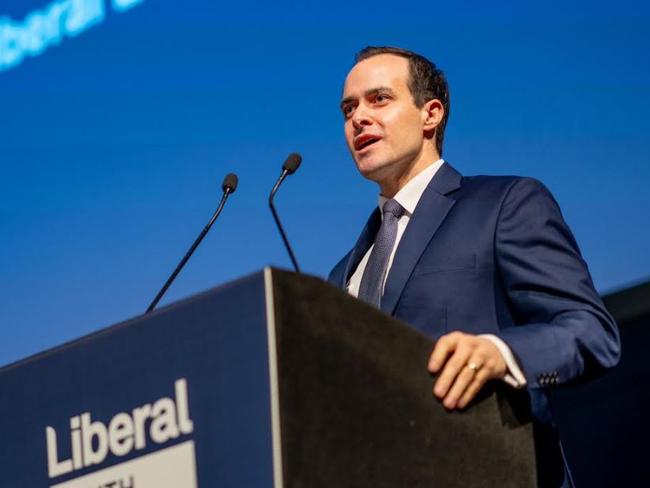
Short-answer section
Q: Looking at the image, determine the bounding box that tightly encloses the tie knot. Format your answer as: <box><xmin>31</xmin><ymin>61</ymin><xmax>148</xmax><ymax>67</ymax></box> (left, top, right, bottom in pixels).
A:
<box><xmin>382</xmin><ymin>198</ymin><xmax>405</xmax><ymax>219</ymax></box>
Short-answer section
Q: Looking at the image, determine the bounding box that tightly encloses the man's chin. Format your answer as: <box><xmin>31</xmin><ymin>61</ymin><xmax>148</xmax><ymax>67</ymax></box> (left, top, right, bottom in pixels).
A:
<box><xmin>355</xmin><ymin>159</ymin><xmax>390</xmax><ymax>183</ymax></box>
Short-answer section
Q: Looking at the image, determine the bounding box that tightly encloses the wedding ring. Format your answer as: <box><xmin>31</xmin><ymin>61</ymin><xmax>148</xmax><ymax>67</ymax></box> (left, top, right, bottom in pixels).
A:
<box><xmin>467</xmin><ymin>361</ymin><xmax>480</xmax><ymax>372</ymax></box>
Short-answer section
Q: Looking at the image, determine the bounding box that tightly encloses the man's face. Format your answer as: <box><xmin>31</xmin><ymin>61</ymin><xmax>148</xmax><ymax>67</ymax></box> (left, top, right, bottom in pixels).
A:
<box><xmin>341</xmin><ymin>54</ymin><xmax>429</xmax><ymax>185</ymax></box>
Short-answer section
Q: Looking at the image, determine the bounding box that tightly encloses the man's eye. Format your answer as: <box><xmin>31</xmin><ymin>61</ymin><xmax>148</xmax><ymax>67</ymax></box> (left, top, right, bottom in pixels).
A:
<box><xmin>375</xmin><ymin>94</ymin><xmax>389</xmax><ymax>103</ymax></box>
<box><xmin>343</xmin><ymin>105</ymin><xmax>354</xmax><ymax>116</ymax></box>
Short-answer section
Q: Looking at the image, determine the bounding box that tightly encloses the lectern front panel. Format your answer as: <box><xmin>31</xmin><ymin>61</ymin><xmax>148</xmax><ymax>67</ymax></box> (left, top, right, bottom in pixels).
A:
<box><xmin>0</xmin><ymin>273</ymin><xmax>274</xmax><ymax>487</ymax></box>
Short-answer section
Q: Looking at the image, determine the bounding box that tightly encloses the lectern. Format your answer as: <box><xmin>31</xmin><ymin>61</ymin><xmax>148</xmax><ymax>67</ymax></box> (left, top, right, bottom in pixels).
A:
<box><xmin>0</xmin><ymin>269</ymin><xmax>537</xmax><ymax>487</ymax></box>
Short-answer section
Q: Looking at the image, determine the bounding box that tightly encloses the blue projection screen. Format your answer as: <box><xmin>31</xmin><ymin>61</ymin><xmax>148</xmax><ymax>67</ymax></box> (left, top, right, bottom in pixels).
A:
<box><xmin>1</xmin><ymin>0</ymin><xmax>649</xmax><ymax>367</ymax></box>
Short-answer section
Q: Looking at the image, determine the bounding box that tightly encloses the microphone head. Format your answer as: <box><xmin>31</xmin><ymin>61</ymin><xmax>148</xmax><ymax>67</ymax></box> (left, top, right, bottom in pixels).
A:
<box><xmin>222</xmin><ymin>173</ymin><xmax>238</xmax><ymax>193</ymax></box>
<box><xmin>282</xmin><ymin>153</ymin><xmax>302</xmax><ymax>175</ymax></box>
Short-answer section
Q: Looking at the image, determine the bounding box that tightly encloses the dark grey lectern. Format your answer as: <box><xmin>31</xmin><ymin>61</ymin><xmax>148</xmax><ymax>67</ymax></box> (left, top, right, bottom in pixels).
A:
<box><xmin>0</xmin><ymin>269</ymin><xmax>537</xmax><ymax>488</ymax></box>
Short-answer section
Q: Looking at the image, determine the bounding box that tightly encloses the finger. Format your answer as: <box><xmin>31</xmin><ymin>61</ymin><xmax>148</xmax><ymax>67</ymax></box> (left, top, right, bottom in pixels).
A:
<box><xmin>433</xmin><ymin>344</ymin><xmax>472</xmax><ymax>399</ymax></box>
<box><xmin>428</xmin><ymin>332</ymin><xmax>461</xmax><ymax>373</ymax></box>
<box><xmin>473</xmin><ymin>339</ymin><xmax>508</xmax><ymax>379</ymax></box>
<box><xmin>457</xmin><ymin>368</ymin><xmax>490</xmax><ymax>409</ymax></box>
<box><xmin>442</xmin><ymin>363</ymin><xmax>477</xmax><ymax>409</ymax></box>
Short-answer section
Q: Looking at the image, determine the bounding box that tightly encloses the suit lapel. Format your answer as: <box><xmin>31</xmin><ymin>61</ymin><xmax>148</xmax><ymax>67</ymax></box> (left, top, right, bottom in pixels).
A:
<box><xmin>340</xmin><ymin>207</ymin><xmax>382</xmax><ymax>288</ymax></box>
<box><xmin>380</xmin><ymin>162</ymin><xmax>463</xmax><ymax>315</ymax></box>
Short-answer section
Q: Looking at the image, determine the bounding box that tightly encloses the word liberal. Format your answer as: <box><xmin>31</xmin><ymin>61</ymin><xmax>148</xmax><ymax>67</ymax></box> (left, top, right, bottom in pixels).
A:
<box><xmin>0</xmin><ymin>0</ymin><xmax>145</xmax><ymax>73</ymax></box>
<box><xmin>46</xmin><ymin>378</ymin><xmax>193</xmax><ymax>479</ymax></box>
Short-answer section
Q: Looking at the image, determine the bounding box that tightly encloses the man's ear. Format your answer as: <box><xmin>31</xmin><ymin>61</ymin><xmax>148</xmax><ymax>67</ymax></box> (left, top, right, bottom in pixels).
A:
<box><xmin>422</xmin><ymin>99</ymin><xmax>444</xmax><ymax>135</ymax></box>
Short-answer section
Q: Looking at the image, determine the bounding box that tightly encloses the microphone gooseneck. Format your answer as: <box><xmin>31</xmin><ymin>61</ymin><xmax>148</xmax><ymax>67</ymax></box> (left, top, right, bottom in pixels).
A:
<box><xmin>145</xmin><ymin>172</ymin><xmax>239</xmax><ymax>314</ymax></box>
<box><xmin>269</xmin><ymin>153</ymin><xmax>302</xmax><ymax>273</ymax></box>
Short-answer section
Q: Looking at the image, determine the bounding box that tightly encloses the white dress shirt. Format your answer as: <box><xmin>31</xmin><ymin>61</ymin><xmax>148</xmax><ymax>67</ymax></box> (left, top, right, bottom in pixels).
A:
<box><xmin>347</xmin><ymin>159</ymin><xmax>527</xmax><ymax>388</ymax></box>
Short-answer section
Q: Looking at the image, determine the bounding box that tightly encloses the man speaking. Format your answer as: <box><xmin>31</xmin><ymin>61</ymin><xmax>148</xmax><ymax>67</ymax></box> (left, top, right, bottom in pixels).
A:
<box><xmin>329</xmin><ymin>46</ymin><xmax>620</xmax><ymax>487</ymax></box>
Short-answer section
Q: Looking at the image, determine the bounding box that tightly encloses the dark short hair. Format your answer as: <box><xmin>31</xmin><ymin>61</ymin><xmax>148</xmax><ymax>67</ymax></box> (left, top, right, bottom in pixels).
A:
<box><xmin>355</xmin><ymin>46</ymin><xmax>450</xmax><ymax>156</ymax></box>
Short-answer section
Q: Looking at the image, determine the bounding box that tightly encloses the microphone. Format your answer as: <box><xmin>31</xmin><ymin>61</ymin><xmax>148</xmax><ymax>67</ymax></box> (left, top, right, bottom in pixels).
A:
<box><xmin>269</xmin><ymin>153</ymin><xmax>302</xmax><ymax>273</ymax></box>
<box><xmin>145</xmin><ymin>172</ymin><xmax>239</xmax><ymax>314</ymax></box>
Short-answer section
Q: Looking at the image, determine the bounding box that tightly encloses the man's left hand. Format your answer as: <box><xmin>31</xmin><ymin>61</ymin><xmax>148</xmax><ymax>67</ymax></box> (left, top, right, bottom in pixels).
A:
<box><xmin>427</xmin><ymin>331</ymin><xmax>507</xmax><ymax>410</ymax></box>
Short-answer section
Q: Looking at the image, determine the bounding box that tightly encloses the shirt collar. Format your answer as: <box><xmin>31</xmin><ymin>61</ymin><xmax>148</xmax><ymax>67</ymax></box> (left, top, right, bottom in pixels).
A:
<box><xmin>378</xmin><ymin>159</ymin><xmax>445</xmax><ymax>215</ymax></box>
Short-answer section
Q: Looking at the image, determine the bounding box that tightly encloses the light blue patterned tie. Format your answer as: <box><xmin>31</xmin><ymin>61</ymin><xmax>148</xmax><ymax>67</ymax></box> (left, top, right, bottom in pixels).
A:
<box><xmin>357</xmin><ymin>199</ymin><xmax>405</xmax><ymax>307</ymax></box>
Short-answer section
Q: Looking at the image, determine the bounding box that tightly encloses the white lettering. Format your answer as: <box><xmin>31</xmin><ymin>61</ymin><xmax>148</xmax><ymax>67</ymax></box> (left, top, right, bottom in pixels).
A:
<box><xmin>65</xmin><ymin>0</ymin><xmax>105</xmax><ymax>37</ymax></box>
<box><xmin>70</xmin><ymin>415</ymin><xmax>83</xmax><ymax>470</ymax></box>
<box><xmin>150</xmin><ymin>398</ymin><xmax>179</xmax><ymax>444</ymax></box>
<box><xmin>108</xmin><ymin>412</ymin><xmax>134</xmax><ymax>456</ymax></box>
<box><xmin>0</xmin><ymin>0</ymin><xmax>145</xmax><ymax>74</ymax></box>
<box><xmin>112</xmin><ymin>0</ymin><xmax>145</xmax><ymax>12</ymax></box>
<box><xmin>176</xmin><ymin>378</ymin><xmax>194</xmax><ymax>435</ymax></box>
<box><xmin>45</xmin><ymin>378</ymin><xmax>194</xmax><ymax>479</ymax></box>
<box><xmin>81</xmin><ymin>412</ymin><xmax>108</xmax><ymax>466</ymax></box>
<box><xmin>0</xmin><ymin>22</ymin><xmax>23</xmax><ymax>69</ymax></box>
<box><xmin>132</xmin><ymin>403</ymin><xmax>151</xmax><ymax>449</ymax></box>
<box><xmin>46</xmin><ymin>426</ymin><xmax>73</xmax><ymax>478</ymax></box>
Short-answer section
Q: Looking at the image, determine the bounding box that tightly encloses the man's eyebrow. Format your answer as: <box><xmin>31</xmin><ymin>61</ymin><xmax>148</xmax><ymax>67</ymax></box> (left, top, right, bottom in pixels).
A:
<box><xmin>340</xmin><ymin>96</ymin><xmax>356</xmax><ymax>109</ymax></box>
<box><xmin>367</xmin><ymin>86</ymin><xmax>394</xmax><ymax>96</ymax></box>
<box><xmin>340</xmin><ymin>87</ymin><xmax>395</xmax><ymax>109</ymax></box>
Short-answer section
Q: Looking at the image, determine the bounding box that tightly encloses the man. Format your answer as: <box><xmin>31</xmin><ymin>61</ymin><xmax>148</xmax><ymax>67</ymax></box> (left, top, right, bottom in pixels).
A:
<box><xmin>328</xmin><ymin>46</ymin><xmax>620</xmax><ymax>487</ymax></box>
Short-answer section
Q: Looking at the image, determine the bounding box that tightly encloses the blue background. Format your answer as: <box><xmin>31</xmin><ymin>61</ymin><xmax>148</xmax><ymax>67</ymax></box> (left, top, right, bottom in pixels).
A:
<box><xmin>1</xmin><ymin>0</ymin><xmax>649</xmax><ymax>367</ymax></box>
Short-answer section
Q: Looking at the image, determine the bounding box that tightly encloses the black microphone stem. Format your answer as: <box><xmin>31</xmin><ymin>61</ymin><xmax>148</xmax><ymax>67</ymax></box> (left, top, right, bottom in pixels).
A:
<box><xmin>269</xmin><ymin>169</ymin><xmax>301</xmax><ymax>273</ymax></box>
<box><xmin>146</xmin><ymin>188</ymin><xmax>233</xmax><ymax>314</ymax></box>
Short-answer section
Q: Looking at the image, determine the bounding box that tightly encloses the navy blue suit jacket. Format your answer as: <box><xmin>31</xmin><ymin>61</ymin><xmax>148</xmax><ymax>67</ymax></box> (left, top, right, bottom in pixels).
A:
<box><xmin>329</xmin><ymin>162</ymin><xmax>620</xmax><ymax>487</ymax></box>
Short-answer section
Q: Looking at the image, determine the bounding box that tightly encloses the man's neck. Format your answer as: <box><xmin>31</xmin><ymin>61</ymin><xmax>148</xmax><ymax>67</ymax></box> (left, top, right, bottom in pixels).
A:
<box><xmin>379</xmin><ymin>151</ymin><xmax>441</xmax><ymax>198</ymax></box>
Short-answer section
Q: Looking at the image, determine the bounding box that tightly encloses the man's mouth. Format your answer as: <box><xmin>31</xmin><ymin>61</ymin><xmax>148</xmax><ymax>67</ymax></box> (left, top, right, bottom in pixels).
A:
<box><xmin>354</xmin><ymin>134</ymin><xmax>382</xmax><ymax>151</ymax></box>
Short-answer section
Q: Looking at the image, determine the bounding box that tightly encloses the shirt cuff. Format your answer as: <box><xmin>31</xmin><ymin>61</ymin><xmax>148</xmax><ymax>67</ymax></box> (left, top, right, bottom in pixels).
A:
<box><xmin>480</xmin><ymin>334</ymin><xmax>527</xmax><ymax>389</ymax></box>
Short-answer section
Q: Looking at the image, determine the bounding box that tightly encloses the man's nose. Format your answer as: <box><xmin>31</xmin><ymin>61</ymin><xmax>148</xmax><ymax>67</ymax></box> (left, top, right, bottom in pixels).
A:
<box><xmin>352</xmin><ymin>105</ymin><xmax>373</xmax><ymax>130</ymax></box>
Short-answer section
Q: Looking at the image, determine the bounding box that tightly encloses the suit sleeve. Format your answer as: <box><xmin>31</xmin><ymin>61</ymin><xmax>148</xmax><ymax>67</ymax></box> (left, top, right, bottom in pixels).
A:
<box><xmin>494</xmin><ymin>178</ymin><xmax>621</xmax><ymax>390</ymax></box>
